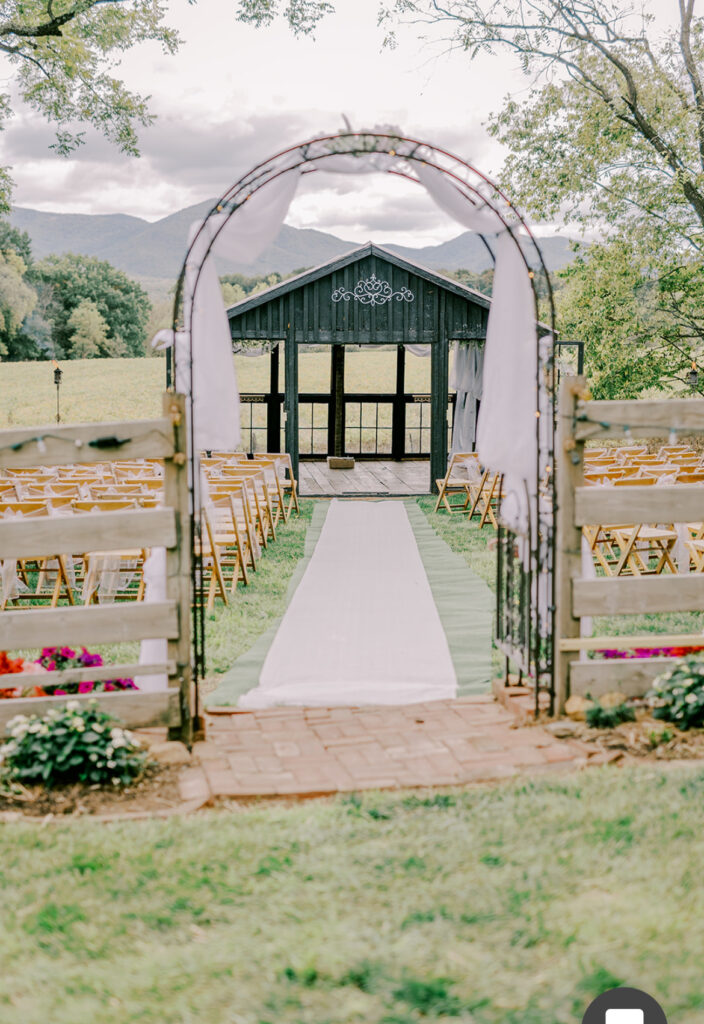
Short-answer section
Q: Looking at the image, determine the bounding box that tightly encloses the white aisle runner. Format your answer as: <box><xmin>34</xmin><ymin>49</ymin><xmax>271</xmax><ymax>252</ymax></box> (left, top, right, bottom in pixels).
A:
<box><xmin>238</xmin><ymin>500</ymin><xmax>457</xmax><ymax>708</ymax></box>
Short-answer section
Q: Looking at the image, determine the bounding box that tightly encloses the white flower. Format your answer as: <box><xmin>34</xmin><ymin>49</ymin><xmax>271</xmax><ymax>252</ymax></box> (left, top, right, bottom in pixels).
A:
<box><xmin>7</xmin><ymin>715</ymin><xmax>28</xmax><ymax>731</ymax></box>
<box><xmin>93</xmin><ymin>724</ymin><xmax>104</xmax><ymax>734</ymax></box>
<box><xmin>66</xmin><ymin>700</ymin><xmax>80</xmax><ymax>712</ymax></box>
<box><xmin>39</xmin><ymin>724</ymin><xmax>49</xmax><ymax>736</ymax></box>
<box><xmin>107</xmin><ymin>760</ymin><xmax>116</xmax><ymax>769</ymax></box>
<box><xmin>106</xmin><ymin>746</ymin><xmax>114</xmax><ymax>757</ymax></box>
<box><xmin>28</xmin><ymin>723</ymin><xmax>42</xmax><ymax>734</ymax></box>
<box><xmin>685</xmin><ymin>693</ymin><xmax>697</xmax><ymax>704</ymax></box>
<box><xmin>71</xmin><ymin>718</ymin><xmax>85</xmax><ymax>732</ymax></box>
<box><xmin>89</xmin><ymin>753</ymin><xmax>98</xmax><ymax>762</ymax></box>
<box><xmin>111</xmin><ymin>777</ymin><xmax>121</xmax><ymax>785</ymax></box>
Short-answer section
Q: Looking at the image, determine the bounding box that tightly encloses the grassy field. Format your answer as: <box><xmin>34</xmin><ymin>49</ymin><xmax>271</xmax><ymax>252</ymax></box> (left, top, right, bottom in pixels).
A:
<box><xmin>2</xmin><ymin>765</ymin><xmax>703</xmax><ymax>1023</ymax></box>
<box><xmin>0</xmin><ymin>352</ymin><xmax>434</xmax><ymax>429</ymax></box>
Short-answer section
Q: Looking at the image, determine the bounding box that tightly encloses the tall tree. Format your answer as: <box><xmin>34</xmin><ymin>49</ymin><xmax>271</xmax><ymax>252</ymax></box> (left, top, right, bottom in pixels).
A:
<box><xmin>375</xmin><ymin>0</ymin><xmax>704</xmax><ymax>395</ymax></box>
<box><xmin>34</xmin><ymin>253</ymin><xmax>151</xmax><ymax>358</ymax></box>
<box><xmin>67</xmin><ymin>298</ymin><xmax>110</xmax><ymax>358</ymax></box>
<box><xmin>0</xmin><ymin>249</ymin><xmax>36</xmax><ymax>358</ymax></box>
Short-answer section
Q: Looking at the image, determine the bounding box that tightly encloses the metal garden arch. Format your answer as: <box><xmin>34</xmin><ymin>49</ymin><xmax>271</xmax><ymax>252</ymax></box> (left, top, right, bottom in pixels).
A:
<box><xmin>167</xmin><ymin>130</ymin><xmax>558</xmax><ymax>716</ymax></box>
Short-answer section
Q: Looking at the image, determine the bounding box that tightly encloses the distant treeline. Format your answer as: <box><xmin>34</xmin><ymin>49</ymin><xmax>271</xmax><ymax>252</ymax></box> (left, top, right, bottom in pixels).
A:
<box><xmin>219</xmin><ymin>268</ymin><xmax>309</xmax><ymax>306</ymax></box>
<box><xmin>0</xmin><ymin>218</ymin><xmax>519</xmax><ymax>363</ymax></box>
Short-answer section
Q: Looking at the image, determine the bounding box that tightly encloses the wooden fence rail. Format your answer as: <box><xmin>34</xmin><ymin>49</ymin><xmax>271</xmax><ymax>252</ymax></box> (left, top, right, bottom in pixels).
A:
<box><xmin>554</xmin><ymin>377</ymin><xmax>704</xmax><ymax>712</ymax></box>
<box><xmin>0</xmin><ymin>394</ymin><xmax>193</xmax><ymax>742</ymax></box>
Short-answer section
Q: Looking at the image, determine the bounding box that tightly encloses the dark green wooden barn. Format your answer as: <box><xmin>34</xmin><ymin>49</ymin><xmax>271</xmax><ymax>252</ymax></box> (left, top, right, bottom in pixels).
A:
<box><xmin>226</xmin><ymin>242</ymin><xmax>491</xmax><ymax>489</ymax></box>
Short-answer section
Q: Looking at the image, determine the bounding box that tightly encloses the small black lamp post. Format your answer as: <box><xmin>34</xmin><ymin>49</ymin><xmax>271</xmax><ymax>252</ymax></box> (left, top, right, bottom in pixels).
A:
<box><xmin>688</xmin><ymin>361</ymin><xmax>699</xmax><ymax>390</ymax></box>
<box><xmin>52</xmin><ymin>359</ymin><xmax>62</xmax><ymax>423</ymax></box>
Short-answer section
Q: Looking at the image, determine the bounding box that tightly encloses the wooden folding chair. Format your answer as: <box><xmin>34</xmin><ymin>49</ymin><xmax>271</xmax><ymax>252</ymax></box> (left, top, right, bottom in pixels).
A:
<box><xmin>254</xmin><ymin>452</ymin><xmax>299</xmax><ymax>518</ymax></box>
<box><xmin>218</xmin><ymin>467</ymin><xmax>277</xmax><ymax>547</ymax></box>
<box><xmin>194</xmin><ymin>509</ymin><xmax>229</xmax><ymax>611</ymax></box>
<box><xmin>248</xmin><ymin>456</ymin><xmax>288</xmax><ymax>527</ymax></box>
<box><xmin>204</xmin><ymin>498</ymin><xmax>250</xmax><ymax>592</ymax></box>
<box><xmin>0</xmin><ymin>501</ymin><xmax>75</xmax><ymax>608</ymax></box>
<box><xmin>610</xmin><ymin>524</ymin><xmax>679</xmax><ymax>576</ymax></box>
<box><xmin>209</xmin><ymin>482</ymin><xmax>259</xmax><ymax>575</ymax></box>
<box><xmin>434</xmin><ymin>452</ymin><xmax>478</xmax><ymax>514</ymax></box>
<box><xmin>466</xmin><ymin>470</ymin><xmax>501</xmax><ymax>528</ymax></box>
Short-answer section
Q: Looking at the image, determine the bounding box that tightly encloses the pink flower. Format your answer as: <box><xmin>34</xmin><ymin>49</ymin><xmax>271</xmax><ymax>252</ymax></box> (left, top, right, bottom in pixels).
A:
<box><xmin>78</xmin><ymin>681</ymin><xmax>94</xmax><ymax>694</ymax></box>
<box><xmin>54</xmin><ymin>688</ymin><xmax>67</xmax><ymax>695</ymax></box>
<box><xmin>46</xmin><ymin>660</ymin><xmax>56</xmax><ymax>671</ymax></box>
<box><xmin>19</xmin><ymin>662</ymin><xmax>47</xmax><ymax>675</ymax></box>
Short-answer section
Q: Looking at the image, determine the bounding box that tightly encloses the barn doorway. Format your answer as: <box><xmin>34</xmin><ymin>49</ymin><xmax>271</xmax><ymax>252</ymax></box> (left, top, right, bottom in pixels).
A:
<box><xmin>228</xmin><ymin>242</ymin><xmax>490</xmax><ymax>496</ymax></box>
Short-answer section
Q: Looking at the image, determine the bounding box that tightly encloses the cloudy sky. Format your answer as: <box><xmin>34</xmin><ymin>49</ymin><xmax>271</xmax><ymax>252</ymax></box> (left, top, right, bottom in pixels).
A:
<box><xmin>0</xmin><ymin>0</ymin><xmax>680</xmax><ymax>246</ymax></box>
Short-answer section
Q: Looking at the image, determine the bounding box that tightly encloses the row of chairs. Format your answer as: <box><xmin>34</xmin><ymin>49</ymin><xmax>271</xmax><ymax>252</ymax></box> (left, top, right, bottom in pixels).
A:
<box><xmin>583</xmin><ymin>443</ymin><xmax>704</xmax><ymax>576</ymax></box>
<box><xmin>198</xmin><ymin>452</ymin><xmax>299</xmax><ymax>610</ymax></box>
<box><xmin>0</xmin><ymin>452</ymin><xmax>300</xmax><ymax>610</ymax></box>
<box><xmin>433</xmin><ymin>443</ymin><xmax>704</xmax><ymax>576</ymax></box>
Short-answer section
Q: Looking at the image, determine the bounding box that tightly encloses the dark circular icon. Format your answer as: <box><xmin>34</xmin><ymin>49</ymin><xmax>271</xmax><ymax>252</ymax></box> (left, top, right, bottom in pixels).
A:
<box><xmin>582</xmin><ymin>987</ymin><xmax>667</xmax><ymax>1024</ymax></box>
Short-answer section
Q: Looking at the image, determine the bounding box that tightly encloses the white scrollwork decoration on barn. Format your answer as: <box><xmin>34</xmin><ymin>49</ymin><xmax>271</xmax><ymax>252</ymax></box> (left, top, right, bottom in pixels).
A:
<box><xmin>331</xmin><ymin>273</ymin><xmax>414</xmax><ymax>307</ymax></box>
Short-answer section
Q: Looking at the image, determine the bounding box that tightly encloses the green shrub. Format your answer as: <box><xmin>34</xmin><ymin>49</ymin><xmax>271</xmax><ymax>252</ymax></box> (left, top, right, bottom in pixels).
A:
<box><xmin>0</xmin><ymin>700</ymin><xmax>146</xmax><ymax>787</ymax></box>
<box><xmin>649</xmin><ymin>657</ymin><xmax>704</xmax><ymax>730</ymax></box>
<box><xmin>585</xmin><ymin>698</ymin><xmax>636</xmax><ymax>729</ymax></box>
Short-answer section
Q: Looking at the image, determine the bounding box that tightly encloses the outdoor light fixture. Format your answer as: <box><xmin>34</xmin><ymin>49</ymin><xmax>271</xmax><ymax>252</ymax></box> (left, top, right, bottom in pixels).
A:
<box><xmin>52</xmin><ymin>358</ymin><xmax>63</xmax><ymax>423</ymax></box>
<box><xmin>688</xmin><ymin>361</ymin><xmax>699</xmax><ymax>389</ymax></box>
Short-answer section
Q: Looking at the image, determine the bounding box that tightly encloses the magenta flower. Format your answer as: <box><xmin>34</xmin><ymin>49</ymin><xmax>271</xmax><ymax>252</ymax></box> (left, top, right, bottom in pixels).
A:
<box><xmin>78</xmin><ymin>681</ymin><xmax>94</xmax><ymax>694</ymax></box>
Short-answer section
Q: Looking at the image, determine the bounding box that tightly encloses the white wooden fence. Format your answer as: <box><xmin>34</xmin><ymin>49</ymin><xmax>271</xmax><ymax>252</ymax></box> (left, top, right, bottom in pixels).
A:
<box><xmin>0</xmin><ymin>394</ymin><xmax>193</xmax><ymax>742</ymax></box>
<box><xmin>554</xmin><ymin>377</ymin><xmax>704</xmax><ymax>712</ymax></box>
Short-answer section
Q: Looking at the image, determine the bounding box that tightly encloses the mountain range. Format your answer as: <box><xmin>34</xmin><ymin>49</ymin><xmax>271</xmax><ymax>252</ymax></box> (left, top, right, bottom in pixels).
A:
<box><xmin>10</xmin><ymin>200</ymin><xmax>578</xmax><ymax>296</ymax></box>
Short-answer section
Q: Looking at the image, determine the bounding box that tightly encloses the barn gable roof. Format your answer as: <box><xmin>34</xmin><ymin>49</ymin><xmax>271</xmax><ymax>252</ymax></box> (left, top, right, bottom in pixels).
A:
<box><xmin>226</xmin><ymin>241</ymin><xmax>491</xmax><ymax>321</ymax></box>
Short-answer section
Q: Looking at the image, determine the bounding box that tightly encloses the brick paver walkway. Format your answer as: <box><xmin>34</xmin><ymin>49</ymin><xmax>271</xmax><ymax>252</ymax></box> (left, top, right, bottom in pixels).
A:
<box><xmin>178</xmin><ymin>696</ymin><xmax>597</xmax><ymax>802</ymax></box>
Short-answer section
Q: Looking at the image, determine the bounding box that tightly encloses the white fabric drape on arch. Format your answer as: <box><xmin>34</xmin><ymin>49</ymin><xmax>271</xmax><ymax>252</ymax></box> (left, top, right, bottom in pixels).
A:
<box><xmin>414</xmin><ymin>162</ymin><xmax>539</xmax><ymax>530</ymax></box>
<box><xmin>153</xmin><ymin>169</ymin><xmax>301</xmax><ymax>451</ymax></box>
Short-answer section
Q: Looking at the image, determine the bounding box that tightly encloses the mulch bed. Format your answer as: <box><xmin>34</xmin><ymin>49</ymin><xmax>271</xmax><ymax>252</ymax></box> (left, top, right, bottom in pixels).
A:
<box><xmin>0</xmin><ymin>762</ymin><xmax>186</xmax><ymax>820</ymax></box>
<box><xmin>548</xmin><ymin>715</ymin><xmax>704</xmax><ymax>761</ymax></box>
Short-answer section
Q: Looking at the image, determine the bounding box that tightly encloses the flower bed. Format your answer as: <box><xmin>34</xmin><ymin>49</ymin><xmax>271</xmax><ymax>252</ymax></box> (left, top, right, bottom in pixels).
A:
<box><xmin>0</xmin><ymin>647</ymin><xmax>137</xmax><ymax>699</ymax></box>
<box><xmin>599</xmin><ymin>644</ymin><xmax>704</xmax><ymax>660</ymax></box>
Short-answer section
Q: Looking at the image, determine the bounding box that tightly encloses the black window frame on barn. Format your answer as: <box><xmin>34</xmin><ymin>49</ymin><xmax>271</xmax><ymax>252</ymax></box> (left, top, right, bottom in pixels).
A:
<box><xmin>227</xmin><ymin>242</ymin><xmax>490</xmax><ymax>491</ymax></box>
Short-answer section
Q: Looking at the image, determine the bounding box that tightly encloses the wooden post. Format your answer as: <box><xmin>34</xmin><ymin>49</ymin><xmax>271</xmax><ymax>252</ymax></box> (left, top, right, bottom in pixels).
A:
<box><xmin>430</xmin><ymin>292</ymin><xmax>449</xmax><ymax>493</ymax></box>
<box><xmin>329</xmin><ymin>344</ymin><xmax>345</xmax><ymax>457</ymax></box>
<box><xmin>553</xmin><ymin>375</ymin><xmax>586</xmax><ymax>714</ymax></box>
<box><xmin>392</xmin><ymin>344</ymin><xmax>406</xmax><ymax>460</ymax></box>
<box><xmin>284</xmin><ymin>313</ymin><xmax>299</xmax><ymax>482</ymax></box>
<box><xmin>163</xmin><ymin>392</ymin><xmax>195</xmax><ymax>745</ymax></box>
<box><xmin>267</xmin><ymin>343</ymin><xmax>281</xmax><ymax>453</ymax></box>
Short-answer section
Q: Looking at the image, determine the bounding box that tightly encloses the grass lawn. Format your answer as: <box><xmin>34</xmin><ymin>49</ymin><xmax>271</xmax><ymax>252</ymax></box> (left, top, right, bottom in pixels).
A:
<box><xmin>2</xmin><ymin>766</ymin><xmax>703</xmax><ymax>1023</ymax></box>
<box><xmin>0</xmin><ymin>352</ymin><xmax>434</xmax><ymax>429</ymax></box>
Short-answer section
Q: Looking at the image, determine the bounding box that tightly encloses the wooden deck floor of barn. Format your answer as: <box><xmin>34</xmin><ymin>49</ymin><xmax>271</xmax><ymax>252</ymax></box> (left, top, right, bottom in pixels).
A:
<box><xmin>298</xmin><ymin>459</ymin><xmax>430</xmax><ymax>496</ymax></box>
